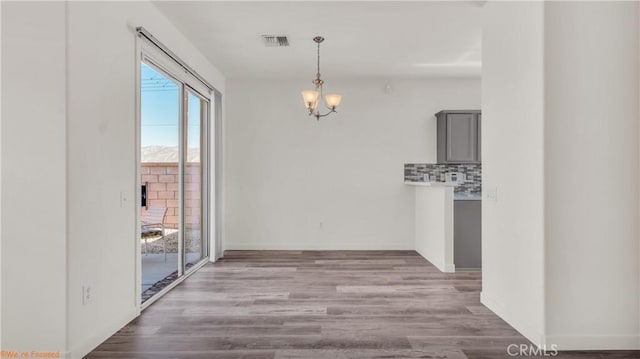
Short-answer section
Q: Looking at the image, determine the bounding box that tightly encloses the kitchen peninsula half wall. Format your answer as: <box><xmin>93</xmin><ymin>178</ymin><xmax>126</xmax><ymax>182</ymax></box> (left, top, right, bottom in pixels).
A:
<box><xmin>405</xmin><ymin>163</ymin><xmax>482</xmax><ymax>273</ymax></box>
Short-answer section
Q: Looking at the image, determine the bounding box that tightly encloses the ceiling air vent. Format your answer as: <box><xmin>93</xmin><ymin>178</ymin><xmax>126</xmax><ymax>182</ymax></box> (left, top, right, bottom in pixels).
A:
<box><xmin>262</xmin><ymin>35</ymin><xmax>289</xmax><ymax>47</ymax></box>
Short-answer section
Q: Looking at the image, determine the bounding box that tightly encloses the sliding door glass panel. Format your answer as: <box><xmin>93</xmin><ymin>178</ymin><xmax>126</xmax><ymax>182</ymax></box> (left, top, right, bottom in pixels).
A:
<box><xmin>184</xmin><ymin>90</ymin><xmax>206</xmax><ymax>268</ymax></box>
<box><xmin>140</xmin><ymin>62</ymin><xmax>181</xmax><ymax>303</ymax></box>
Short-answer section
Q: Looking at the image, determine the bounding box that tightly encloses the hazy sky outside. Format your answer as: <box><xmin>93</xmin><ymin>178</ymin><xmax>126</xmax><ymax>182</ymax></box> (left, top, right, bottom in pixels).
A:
<box><xmin>141</xmin><ymin>62</ymin><xmax>202</xmax><ymax>148</ymax></box>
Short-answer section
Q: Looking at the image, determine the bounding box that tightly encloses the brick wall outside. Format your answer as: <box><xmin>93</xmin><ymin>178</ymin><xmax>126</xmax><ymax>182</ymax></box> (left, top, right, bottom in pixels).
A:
<box><xmin>141</xmin><ymin>162</ymin><xmax>201</xmax><ymax>229</ymax></box>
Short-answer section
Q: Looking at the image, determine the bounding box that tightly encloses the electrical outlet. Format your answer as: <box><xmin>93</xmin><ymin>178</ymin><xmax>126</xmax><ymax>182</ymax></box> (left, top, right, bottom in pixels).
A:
<box><xmin>120</xmin><ymin>191</ymin><xmax>129</xmax><ymax>208</ymax></box>
<box><xmin>486</xmin><ymin>187</ymin><xmax>498</xmax><ymax>201</ymax></box>
<box><xmin>83</xmin><ymin>285</ymin><xmax>93</xmax><ymax>305</ymax></box>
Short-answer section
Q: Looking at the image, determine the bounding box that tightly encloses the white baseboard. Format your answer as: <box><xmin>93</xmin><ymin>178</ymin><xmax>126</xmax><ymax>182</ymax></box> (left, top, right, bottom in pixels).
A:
<box><xmin>443</xmin><ymin>263</ymin><xmax>456</xmax><ymax>272</ymax></box>
<box><xmin>415</xmin><ymin>248</ymin><xmax>455</xmax><ymax>273</ymax></box>
<box><xmin>480</xmin><ymin>291</ymin><xmax>545</xmax><ymax>346</ymax></box>
<box><xmin>67</xmin><ymin>308</ymin><xmax>137</xmax><ymax>359</ymax></box>
<box><xmin>481</xmin><ymin>293</ymin><xmax>640</xmax><ymax>351</ymax></box>
<box><xmin>544</xmin><ymin>334</ymin><xmax>640</xmax><ymax>351</ymax></box>
<box><xmin>69</xmin><ymin>258</ymin><xmax>210</xmax><ymax>358</ymax></box>
<box><xmin>225</xmin><ymin>242</ymin><xmax>415</xmax><ymax>251</ymax></box>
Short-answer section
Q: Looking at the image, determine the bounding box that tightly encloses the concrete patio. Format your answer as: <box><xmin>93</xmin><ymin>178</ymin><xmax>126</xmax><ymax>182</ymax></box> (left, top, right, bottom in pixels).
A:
<box><xmin>142</xmin><ymin>253</ymin><xmax>205</xmax><ymax>293</ymax></box>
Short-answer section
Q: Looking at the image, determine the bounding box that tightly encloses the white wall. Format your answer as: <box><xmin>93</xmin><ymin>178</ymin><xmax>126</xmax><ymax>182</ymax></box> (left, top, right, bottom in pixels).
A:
<box><xmin>1</xmin><ymin>0</ymin><xmax>3</xmax><ymax>347</ymax></box>
<box><xmin>414</xmin><ymin>186</ymin><xmax>454</xmax><ymax>272</ymax></box>
<box><xmin>65</xmin><ymin>2</ymin><xmax>225</xmax><ymax>357</ymax></box>
<box><xmin>1</xmin><ymin>1</ymin><xmax>68</xmax><ymax>353</ymax></box>
<box><xmin>225</xmin><ymin>78</ymin><xmax>480</xmax><ymax>250</ymax></box>
<box><xmin>481</xmin><ymin>1</ymin><xmax>546</xmax><ymax>345</ymax></box>
<box><xmin>483</xmin><ymin>1</ymin><xmax>640</xmax><ymax>350</ymax></box>
<box><xmin>2</xmin><ymin>1</ymin><xmax>225</xmax><ymax>357</ymax></box>
<box><xmin>544</xmin><ymin>1</ymin><xmax>639</xmax><ymax>349</ymax></box>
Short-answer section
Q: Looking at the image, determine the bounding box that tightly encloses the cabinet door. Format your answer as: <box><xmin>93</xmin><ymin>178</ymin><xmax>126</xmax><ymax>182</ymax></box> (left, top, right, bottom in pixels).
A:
<box><xmin>454</xmin><ymin>200</ymin><xmax>482</xmax><ymax>269</ymax></box>
<box><xmin>446</xmin><ymin>113</ymin><xmax>478</xmax><ymax>162</ymax></box>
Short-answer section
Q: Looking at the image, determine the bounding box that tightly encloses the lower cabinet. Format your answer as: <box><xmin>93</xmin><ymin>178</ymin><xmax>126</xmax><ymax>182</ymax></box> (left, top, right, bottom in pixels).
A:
<box><xmin>454</xmin><ymin>200</ymin><xmax>482</xmax><ymax>269</ymax></box>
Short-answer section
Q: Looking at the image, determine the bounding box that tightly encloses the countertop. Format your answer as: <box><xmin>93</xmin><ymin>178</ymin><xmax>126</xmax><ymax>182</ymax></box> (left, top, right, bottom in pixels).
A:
<box><xmin>404</xmin><ymin>181</ymin><xmax>457</xmax><ymax>187</ymax></box>
<box><xmin>404</xmin><ymin>181</ymin><xmax>481</xmax><ymax>201</ymax></box>
<box><xmin>453</xmin><ymin>193</ymin><xmax>482</xmax><ymax>201</ymax></box>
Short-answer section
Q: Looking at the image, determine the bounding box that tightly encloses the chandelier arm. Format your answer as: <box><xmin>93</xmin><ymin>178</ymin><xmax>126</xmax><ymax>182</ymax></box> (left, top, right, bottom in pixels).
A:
<box><xmin>313</xmin><ymin>108</ymin><xmax>337</xmax><ymax>119</ymax></box>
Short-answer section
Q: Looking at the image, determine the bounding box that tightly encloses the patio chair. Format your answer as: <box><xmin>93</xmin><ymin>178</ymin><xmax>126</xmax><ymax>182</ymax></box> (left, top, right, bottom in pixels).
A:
<box><xmin>141</xmin><ymin>207</ymin><xmax>168</xmax><ymax>260</ymax></box>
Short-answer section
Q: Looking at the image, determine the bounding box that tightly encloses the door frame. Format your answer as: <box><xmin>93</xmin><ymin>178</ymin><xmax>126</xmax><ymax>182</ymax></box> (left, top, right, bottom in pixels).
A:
<box><xmin>135</xmin><ymin>35</ymin><xmax>217</xmax><ymax>312</ymax></box>
<box><xmin>183</xmin><ymin>86</ymin><xmax>211</xmax><ymax>275</ymax></box>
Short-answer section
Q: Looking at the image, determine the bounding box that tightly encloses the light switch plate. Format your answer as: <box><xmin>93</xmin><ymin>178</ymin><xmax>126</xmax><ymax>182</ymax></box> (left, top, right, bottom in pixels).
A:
<box><xmin>486</xmin><ymin>187</ymin><xmax>498</xmax><ymax>201</ymax></box>
<box><xmin>83</xmin><ymin>285</ymin><xmax>93</xmax><ymax>305</ymax></box>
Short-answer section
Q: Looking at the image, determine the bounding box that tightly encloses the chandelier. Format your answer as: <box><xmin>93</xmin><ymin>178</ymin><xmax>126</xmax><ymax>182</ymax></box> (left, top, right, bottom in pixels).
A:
<box><xmin>301</xmin><ymin>36</ymin><xmax>343</xmax><ymax>120</ymax></box>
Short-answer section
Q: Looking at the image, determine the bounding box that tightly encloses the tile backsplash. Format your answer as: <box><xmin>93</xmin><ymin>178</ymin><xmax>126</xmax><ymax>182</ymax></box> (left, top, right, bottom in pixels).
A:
<box><xmin>404</xmin><ymin>163</ymin><xmax>482</xmax><ymax>195</ymax></box>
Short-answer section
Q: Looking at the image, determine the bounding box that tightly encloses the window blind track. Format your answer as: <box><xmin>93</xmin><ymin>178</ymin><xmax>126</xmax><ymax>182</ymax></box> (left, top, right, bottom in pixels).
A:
<box><xmin>136</xmin><ymin>26</ymin><xmax>215</xmax><ymax>92</ymax></box>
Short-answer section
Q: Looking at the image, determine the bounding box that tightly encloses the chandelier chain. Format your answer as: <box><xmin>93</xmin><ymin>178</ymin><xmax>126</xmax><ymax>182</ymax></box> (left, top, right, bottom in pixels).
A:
<box><xmin>316</xmin><ymin>41</ymin><xmax>321</xmax><ymax>80</ymax></box>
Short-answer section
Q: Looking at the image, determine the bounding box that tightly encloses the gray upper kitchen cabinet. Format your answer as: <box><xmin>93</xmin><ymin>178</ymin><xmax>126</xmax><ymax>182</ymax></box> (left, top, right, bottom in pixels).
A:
<box><xmin>436</xmin><ymin>110</ymin><xmax>481</xmax><ymax>163</ymax></box>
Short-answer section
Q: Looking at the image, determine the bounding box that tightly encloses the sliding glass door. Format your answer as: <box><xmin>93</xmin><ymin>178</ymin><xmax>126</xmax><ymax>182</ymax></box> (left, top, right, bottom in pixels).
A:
<box><xmin>140</xmin><ymin>62</ymin><xmax>181</xmax><ymax>302</ymax></box>
<box><xmin>139</xmin><ymin>56</ymin><xmax>210</xmax><ymax>304</ymax></box>
<box><xmin>184</xmin><ymin>90</ymin><xmax>207</xmax><ymax>269</ymax></box>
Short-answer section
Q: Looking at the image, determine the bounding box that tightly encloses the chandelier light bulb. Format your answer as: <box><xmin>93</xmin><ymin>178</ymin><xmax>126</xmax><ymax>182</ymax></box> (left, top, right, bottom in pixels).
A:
<box><xmin>301</xmin><ymin>90</ymin><xmax>320</xmax><ymax>110</ymax></box>
<box><xmin>325</xmin><ymin>94</ymin><xmax>343</xmax><ymax>108</ymax></box>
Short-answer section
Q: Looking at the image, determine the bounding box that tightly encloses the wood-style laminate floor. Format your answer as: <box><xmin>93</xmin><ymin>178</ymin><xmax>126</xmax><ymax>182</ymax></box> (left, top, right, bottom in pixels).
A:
<box><xmin>88</xmin><ymin>251</ymin><xmax>639</xmax><ymax>358</ymax></box>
